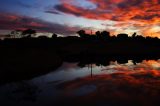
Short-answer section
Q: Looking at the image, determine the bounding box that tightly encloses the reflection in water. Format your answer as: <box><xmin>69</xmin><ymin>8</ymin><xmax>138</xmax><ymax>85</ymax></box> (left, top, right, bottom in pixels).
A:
<box><xmin>0</xmin><ymin>60</ymin><xmax>160</xmax><ymax>106</ymax></box>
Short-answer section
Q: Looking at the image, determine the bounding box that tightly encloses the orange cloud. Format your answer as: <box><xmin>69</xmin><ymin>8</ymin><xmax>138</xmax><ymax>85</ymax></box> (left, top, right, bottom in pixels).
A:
<box><xmin>54</xmin><ymin>0</ymin><xmax>160</xmax><ymax>22</ymax></box>
<box><xmin>51</xmin><ymin>0</ymin><xmax>160</xmax><ymax>37</ymax></box>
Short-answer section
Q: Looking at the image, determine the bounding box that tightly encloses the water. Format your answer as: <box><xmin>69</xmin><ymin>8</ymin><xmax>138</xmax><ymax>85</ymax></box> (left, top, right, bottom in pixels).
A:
<box><xmin>0</xmin><ymin>60</ymin><xmax>160</xmax><ymax>106</ymax></box>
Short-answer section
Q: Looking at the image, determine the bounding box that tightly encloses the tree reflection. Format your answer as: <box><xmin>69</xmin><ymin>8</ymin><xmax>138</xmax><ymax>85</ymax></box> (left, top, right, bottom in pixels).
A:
<box><xmin>56</xmin><ymin>62</ymin><xmax>160</xmax><ymax>106</ymax></box>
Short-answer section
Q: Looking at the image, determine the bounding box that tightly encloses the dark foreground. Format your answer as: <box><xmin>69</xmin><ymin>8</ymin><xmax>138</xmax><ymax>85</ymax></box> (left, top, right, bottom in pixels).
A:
<box><xmin>0</xmin><ymin>60</ymin><xmax>160</xmax><ymax>106</ymax></box>
<box><xmin>0</xmin><ymin>37</ymin><xmax>160</xmax><ymax>84</ymax></box>
<box><xmin>0</xmin><ymin>37</ymin><xmax>160</xmax><ymax>106</ymax></box>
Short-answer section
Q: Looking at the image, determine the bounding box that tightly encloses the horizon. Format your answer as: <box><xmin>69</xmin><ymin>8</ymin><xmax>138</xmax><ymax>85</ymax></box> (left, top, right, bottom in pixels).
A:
<box><xmin>0</xmin><ymin>0</ymin><xmax>160</xmax><ymax>38</ymax></box>
<box><xmin>1</xmin><ymin>1</ymin><xmax>160</xmax><ymax>106</ymax></box>
<box><xmin>0</xmin><ymin>29</ymin><xmax>160</xmax><ymax>39</ymax></box>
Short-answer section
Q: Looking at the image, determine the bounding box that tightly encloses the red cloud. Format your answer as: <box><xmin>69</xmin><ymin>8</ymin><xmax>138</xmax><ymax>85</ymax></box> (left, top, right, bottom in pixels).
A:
<box><xmin>53</xmin><ymin>0</ymin><xmax>160</xmax><ymax>22</ymax></box>
<box><xmin>0</xmin><ymin>13</ymin><xmax>88</xmax><ymax>36</ymax></box>
<box><xmin>0</xmin><ymin>13</ymin><xmax>46</xmax><ymax>30</ymax></box>
<box><xmin>48</xmin><ymin>0</ymin><xmax>160</xmax><ymax>37</ymax></box>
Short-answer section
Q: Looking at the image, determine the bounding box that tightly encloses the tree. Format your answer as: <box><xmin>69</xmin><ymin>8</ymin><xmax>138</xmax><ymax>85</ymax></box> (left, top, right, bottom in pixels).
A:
<box><xmin>77</xmin><ymin>30</ymin><xmax>86</xmax><ymax>38</ymax></box>
<box><xmin>101</xmin><ymin>31</ymin><xmax>110</xmax><ymax>40</ymax></box>
<box><xmin>95</xmin><ymin>31</ymin><xmax>101</xmax><ymax>39</ymax></box>
<box><xmin>52</xmin><ymin>33</ymin><xmax>58</xmax><ymax>38</ymax></box>
<box><xmin>117</xmin><ymin>33</ymin><xmax>128</xmax><ymax>39</ymax></box>
<box><xmin>132</xmin><ymin>32</ymin><xmax>137</xmax><ymax>38</ymax></box>
<box><xmin>22</xmin><ymin>29</ymin><xmax>36</xmax><ymax>38</ymax></box>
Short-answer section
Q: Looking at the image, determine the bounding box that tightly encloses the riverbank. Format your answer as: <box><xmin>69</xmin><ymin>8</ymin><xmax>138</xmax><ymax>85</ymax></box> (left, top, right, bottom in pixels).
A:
<box><xmin>0</xmin><ymin>37</ymin><xmax>160</xmax><ymax>84</ymax></box>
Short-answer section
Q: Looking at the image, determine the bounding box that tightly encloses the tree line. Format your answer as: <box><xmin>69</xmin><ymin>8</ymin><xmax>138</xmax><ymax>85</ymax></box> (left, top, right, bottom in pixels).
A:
<box><xmin>77</xmin><ymin>30</ymin><xmax>159</xmax><ymax>41</ymax></box>
<box><xmin>8</xmin><ymin>29</ymin><xmax>159</xmax><ymax>41</ymax></box>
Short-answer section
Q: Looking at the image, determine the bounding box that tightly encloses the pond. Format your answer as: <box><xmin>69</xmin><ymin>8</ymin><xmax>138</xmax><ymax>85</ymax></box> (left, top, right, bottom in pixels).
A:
<box><xmin>0</xmin><ymin>60</ymin><xmax>160</xmax><ymax>106</ymax></box>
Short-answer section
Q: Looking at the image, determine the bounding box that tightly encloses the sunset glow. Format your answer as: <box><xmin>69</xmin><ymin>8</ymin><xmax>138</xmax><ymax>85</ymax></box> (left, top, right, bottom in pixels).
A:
<box><xmin>0</xmin><ymin>0</ymin><xmax>160</xmax><ymax>37</ymax></box>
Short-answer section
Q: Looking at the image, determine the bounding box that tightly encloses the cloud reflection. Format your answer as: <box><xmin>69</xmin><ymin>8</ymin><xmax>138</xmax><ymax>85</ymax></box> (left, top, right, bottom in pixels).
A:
<box><xmin>56</xmin><ymin>60</ymin><xmax>160</xmax><ymax>105</ymax></box>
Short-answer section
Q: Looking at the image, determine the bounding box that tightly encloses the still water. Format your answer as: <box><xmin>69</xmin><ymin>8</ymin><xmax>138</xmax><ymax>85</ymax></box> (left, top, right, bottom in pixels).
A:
<box><xmin>0</xmin><ymin>60</ymin><xmax>160</xmax><ymax>106</ymax></box>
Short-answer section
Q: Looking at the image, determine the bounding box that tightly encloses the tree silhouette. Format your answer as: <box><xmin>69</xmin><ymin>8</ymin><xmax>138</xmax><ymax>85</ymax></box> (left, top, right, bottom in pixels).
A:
<box><xmin>135</xmin><ymin>35</ymin><xmax>145</xmax><ymax>40</ymax></box>
<box><xmin>101</xmin><ymin>31</ymin><xmax>110</xmax><ymax>40</ymax></box>
<box><xmin>117</xmin><ymin>33</ymin><xmax>128</xmax><ymax>40</ymax></box>
<box><xmin>96</xmin><ymin>31</ymin><xmax>102</xmax><ymax>39</ymax></box>
<box><xmin>52</xmin><ymin>33</ymin><xmax>58</xmax><ymax>38</ymax></box>
<box><xmin>132</xmin><ymin>32</ymin><xmax>137</xmax><ymax>38</ymax></box>
<box><xmin>22</xmin><ymin>29</ymin><xmax>36</xmax><ymax>38</ymax></box>
<box><xmin>77</xmin><ymin>30</ymin><xmax>86</xmax><ymax>38</ymax></box>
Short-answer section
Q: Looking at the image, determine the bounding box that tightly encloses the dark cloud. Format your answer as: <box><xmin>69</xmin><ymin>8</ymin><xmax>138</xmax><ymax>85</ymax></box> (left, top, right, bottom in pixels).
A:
<box><xmin>132</xmin><ymin>14</ymin><xmax>160</xmax><ymax>20</ymax></box>
<box><xmin>45</xmin><ymin>6</ymin><xmax>61</xmax><ymax>15</ymax></box>
<box><xmin>0</xmin><ymin>13</ymin><xmax>88</xmax><ymax>36</ymax></box>
<box><xmin>54</xmin><ymin>4</ymin><xmax>83</xmax><ymax>16</ymax></box>
<box><xmin>45</xmin><ymin>10</ymin><xmax>60</xmax><ymax>15</ymax></box>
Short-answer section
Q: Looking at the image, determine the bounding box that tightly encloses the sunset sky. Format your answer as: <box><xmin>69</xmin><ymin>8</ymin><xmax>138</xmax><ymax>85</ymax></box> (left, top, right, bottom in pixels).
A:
<box><xmin>0</xmin><ymin>0</ymin><xmax>160</xmax><ymax>37</ymax></box>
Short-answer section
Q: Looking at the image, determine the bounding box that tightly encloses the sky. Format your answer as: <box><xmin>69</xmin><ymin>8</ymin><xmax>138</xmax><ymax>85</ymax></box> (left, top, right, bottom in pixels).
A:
<box><xmin>0</xmin><ymin>0</ymin><xmax>160</xmax><ymax>37</ymax></box>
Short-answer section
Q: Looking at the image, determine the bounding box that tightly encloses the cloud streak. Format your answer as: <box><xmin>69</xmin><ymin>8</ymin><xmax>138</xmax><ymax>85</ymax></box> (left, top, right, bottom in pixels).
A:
<box><xmin>0</xmin><ymin>0</ymin><xmax>160</xmax><ymax>37</ymax></box>
<box><xmin>52</xmin><ymin>0</ymin><xmax>160</xmax><ymax>22</ymax></box>
<box><xmin>0</xmin><ymin>13</ymin><xmax>90</xmax><ymax>36</ymax></box>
